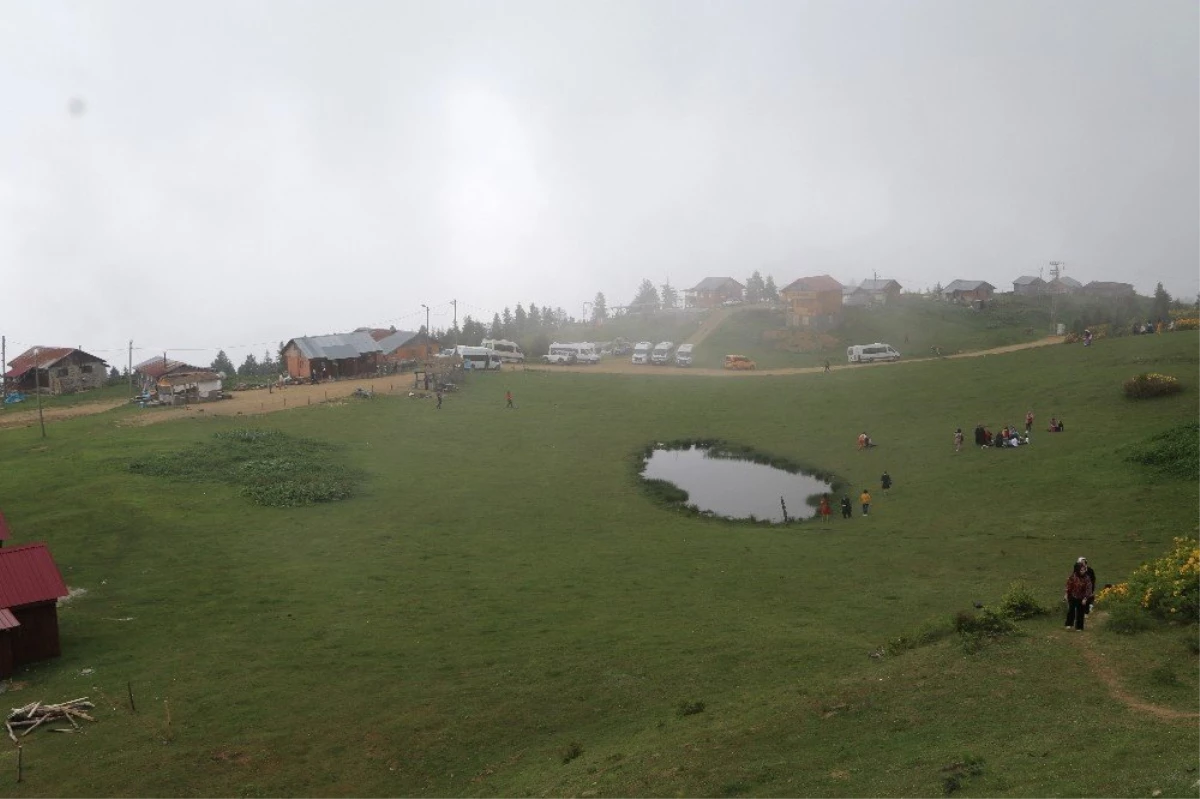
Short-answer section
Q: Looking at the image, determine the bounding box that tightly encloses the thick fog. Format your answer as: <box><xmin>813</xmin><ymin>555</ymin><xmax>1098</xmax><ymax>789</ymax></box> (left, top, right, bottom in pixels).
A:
<box><xmin>2</xmin><ymin>0</ymin><xmax>1196</xmax><ymax>366</ymax></box>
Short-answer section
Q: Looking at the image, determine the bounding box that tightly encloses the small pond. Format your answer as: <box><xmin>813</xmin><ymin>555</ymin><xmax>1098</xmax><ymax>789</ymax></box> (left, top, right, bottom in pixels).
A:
<box><xmin>640</xmin><ymin>444</ymin><xmax>832</xmax><ymax>523</ymax></box>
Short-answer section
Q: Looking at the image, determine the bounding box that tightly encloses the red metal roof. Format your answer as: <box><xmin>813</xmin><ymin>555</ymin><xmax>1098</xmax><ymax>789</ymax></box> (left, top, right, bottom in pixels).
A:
<box><xmin>782</xmin><ymin>275</ymin><xmax>844</xmax><ymax>294</ymax></box>
<box><xmin>0</xmin><ymin>609</ymin><xmax>19</xmax><ymax>631</ymax></box>
<box><xmin>0</xmin><ymin>509</ymin><xmax>9</xmax><ymax>542</ymax></box>
<box><xmin>0</xmin><ymin>544</ymin><xmax>69</xmax><ymax>609</ymax></box>
<box><xmin>134</xmin><ymin>357</ymin><xmax>200</xmax><ymax>379</ymax></box>
<box><xmin>5</xmin><ymin>347</ymin><xmax>106</xmax><ymax>379</ymax></box>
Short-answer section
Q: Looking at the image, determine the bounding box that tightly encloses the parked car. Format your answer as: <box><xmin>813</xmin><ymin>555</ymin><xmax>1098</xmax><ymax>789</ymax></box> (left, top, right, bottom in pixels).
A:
<box><xmin>723</xmin><ymin>354</ymin><xmax>756</xmax><ymax>370</ymax></box>
<box><xmin>651</xmin><ymin>341</ymin><xmax>675</xmax><ymax>365</ymax></box>
<box><xmin>675</xmin><ymin>343</ymin><xmax>694</xmax><ymax>367</ymax></box>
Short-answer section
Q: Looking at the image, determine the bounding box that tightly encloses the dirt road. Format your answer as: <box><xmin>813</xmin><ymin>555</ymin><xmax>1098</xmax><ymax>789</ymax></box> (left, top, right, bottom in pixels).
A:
<box><xmin>0</xmin><ymin>377</ymin><xmax>424</xmax><ymax>431</ymax></box>
<box><xmin>528</xmin><ymin>336</ymin><xmax>1063</xmax><ymax>377</ymax></box>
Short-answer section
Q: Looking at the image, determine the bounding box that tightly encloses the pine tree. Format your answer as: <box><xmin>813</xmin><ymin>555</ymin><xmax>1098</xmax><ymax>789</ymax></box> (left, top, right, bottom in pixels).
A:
<box><xmin>211</xmin><ymin>350</ymin><xmax>235</xmax><ymax>376</ymax></box>
<box><xmin>764</xmin><ymin>275</ymin><xmax>778</xmax><ymax>301</ymax></box>
<box><xmin>528</xmin><ymin>304</ymin><xmax>542</xmax><ymax>329</ymax></box>
<box><xmin>660</xmin><ymin>280</ymin><xmax>679</xmax><ymax>310</ymax></box>
<box><xmin>490</xmin><ymin>313</ymin><xmax>502</xmax><ymax>339</ymax></box>
<box><xmin>237</xmin><ymin>353</ymin><xmax>259</xmax><ymax>376</ymax></box>
<box><xmin>1151</xmin><ymin>282</ymin><xmax>1172</xmax><ymax>322</ymax></box>
<box><xmin>593</xmin><ymin>292</ymin><xmax>607</xmax><ymax>322</ymax></box>
<box><xmin>514</xmin><ymin>303</ymin><xmax>527</xmax><ymax>333</ymax></box>
<box><xmin>745</xmin><ymin>271</ymin><xmax>766</xmax><ymax>303</ymax></box>
<box><xmin>632</xmin><ymin>279</ymin><xmax>659</xmax><ymax>314</ymax></box>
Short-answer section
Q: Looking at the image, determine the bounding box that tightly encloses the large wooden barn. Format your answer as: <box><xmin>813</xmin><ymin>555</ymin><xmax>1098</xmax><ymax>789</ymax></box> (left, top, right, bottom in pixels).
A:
<box><xmin>0</xmin><ymin>543</ymin><xmax>70</xmax><ymax>679</ymax></box>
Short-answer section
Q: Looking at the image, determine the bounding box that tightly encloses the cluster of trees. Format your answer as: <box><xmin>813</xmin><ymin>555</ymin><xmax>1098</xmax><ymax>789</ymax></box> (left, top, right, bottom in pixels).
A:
<box><xmin>627</xmin><ymin>271</ymin><xmax>780</xmax><ymax>314</ymax></box>
<box><xmin>210</xmin><ymin>349</ymin><xmax>283</xmax><ymax>378</ymax></box>
<box><xmin>426</xmin><ymin>303</ymin><xmax>575</xmax><ymax>354</ymax></box>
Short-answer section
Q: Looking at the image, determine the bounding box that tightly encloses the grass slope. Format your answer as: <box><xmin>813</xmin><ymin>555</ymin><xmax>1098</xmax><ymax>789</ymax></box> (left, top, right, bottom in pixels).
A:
<box><xmin>0</xmin><ymin>334</ymin><xmax>1195</xmax><ymax>797</ymax></box>
<box><xmin>693</xmin><ymin>296</ymin><xmax>1049</xmax><ymax>369</ymax></box>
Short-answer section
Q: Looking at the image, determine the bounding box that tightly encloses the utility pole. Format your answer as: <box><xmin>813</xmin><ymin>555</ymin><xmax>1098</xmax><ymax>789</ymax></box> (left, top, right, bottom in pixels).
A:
<box><xmin>1049</xmin><ymin>262</ymin><xmax>1065</xmax><ymax>335</ymax></box>
<box><xmin>128</xmin><ymin>340</ymin><xmax>134</xmax><ymax>398</ymax></box>
<box><xmin>451</xmin><ymin>299</ymin><xmax>458</xmax><ymax>349</ymax></box>
<box><xmin>34</xmin><ymin>346</ymin><xmax>45</xmax><ymax>438</ymax></box>
<box><xmin>421</xmin><ymin>304</ymin><xmax>430</xmax><ymax>362</ymax></box>
<box><xmin>1</xmin><ymin>335</ymin><xmax>6</xmax><ymax>405</ymax></box>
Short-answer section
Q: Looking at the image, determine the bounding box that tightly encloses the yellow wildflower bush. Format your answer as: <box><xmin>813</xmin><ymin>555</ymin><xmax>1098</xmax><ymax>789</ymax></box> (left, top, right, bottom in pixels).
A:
<box><xmin>1099</xmin><ymin>537</ymin><xmax>1199</xmax><ymax>622</ymax></box>
<box><xmin>1123</xmin><ymin>372</ymin><xmax>1183</xmax><ymax>399</ymax></box>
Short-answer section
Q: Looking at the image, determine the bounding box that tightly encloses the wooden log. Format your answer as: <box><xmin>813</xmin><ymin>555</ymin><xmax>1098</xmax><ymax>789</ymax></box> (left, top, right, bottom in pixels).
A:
<box><xmin>19</xmin><ymin>716</ymin><xmax>46</xmax><ymax>737</ymax></box>
<box><xmin>5</xmin><ymin>722</ymin><xmax>15</xmax><ymax>744</ymax></box>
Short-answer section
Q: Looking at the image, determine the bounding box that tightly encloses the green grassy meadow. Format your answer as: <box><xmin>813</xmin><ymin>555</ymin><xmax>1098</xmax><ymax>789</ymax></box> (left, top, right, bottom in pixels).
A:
<box><xmin>691</xmin><ymin>297</ymin><xmax>1050</xmax><ymax>370</ymax></box>
<box><xmin>0</xmin><ymin>333</ymin><xmax>1196</xmax><ymax>797</ymax></box>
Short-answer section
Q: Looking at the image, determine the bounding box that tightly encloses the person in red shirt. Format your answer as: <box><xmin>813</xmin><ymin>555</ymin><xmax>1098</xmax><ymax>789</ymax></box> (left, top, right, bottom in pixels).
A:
<box><xmin>1064</xmin><ymin>561</ymin><xmax>1093</xmax><ymax>631</ymax></box>
<box><xmin>1025</xmin><ymin>411</ymin><xmax>1034</xmax><ymax>435</ymax></box>
<box><xmin>818</xmin><ymin>495</ymin><xmax>831</xmax><ymax>523</ymax></box>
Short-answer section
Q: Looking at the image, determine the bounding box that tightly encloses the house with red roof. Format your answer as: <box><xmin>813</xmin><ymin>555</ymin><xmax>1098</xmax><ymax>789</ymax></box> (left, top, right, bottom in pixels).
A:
<box><xmin>0</xmin><ymin>543</ymin><xmax>70</xmax><ymax>678</ymax></box>
<box><xmin>780</xmin><ymin>275</ymin><xmax>845</xmax><ymax>329</ymax></box>
<box><xmin>5</xmin><ymin>347</ymin><xmax>108</xmax><ymax>395</ymax></box>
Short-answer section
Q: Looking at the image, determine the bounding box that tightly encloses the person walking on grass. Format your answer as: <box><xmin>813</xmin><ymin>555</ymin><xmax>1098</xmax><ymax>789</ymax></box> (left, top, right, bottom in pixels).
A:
<box><xmin>1078</xmin><ymin>557</ymin><xmax>1097</xmax><ymax>614</ymax></box>
<box><xmin>840</xmin><ymin>495</ymin><xmax>853</xmax><ymax>519</ymax></box>
<box><xmin>1025</xmin><ymin>410</ymin><xmax>1035</xmax><ymax>435</ymax></box>
<box><xmin>823</xmin><ymin>359</ymin><xmax>831</xmax><ymax>374</ymax></box>
<box><xmin>818</xmin><ymin>494</ymin><xmax>832</xmax><ymax>523</ymax></box>
<box><xmin>860</xmin><ymin>488</ymin><xmax>872</xmax><ymax>516</ymax></box>
<box><xmin>505</xmin><ymin>390</ymin><xmax>514</xmax><ymax>409</ymax></box>
<box><xmin>954</xmin><ymin>428</ymin><xmax>964</xmax><ymax>452</ymax></box>
<box><xmin>880</xmin><ymin>471</ymin><xmax>892</xmax><ymax>494</ymax></box>
<box><xmin>435</xmin><ymin>389</ymin><xmax>443</xmax><ymax>410</ymax></box>
<box><xmin>1064</xmin><ymin>560</ymin><xmax>1093</xmax><ymax>631</ymax></box>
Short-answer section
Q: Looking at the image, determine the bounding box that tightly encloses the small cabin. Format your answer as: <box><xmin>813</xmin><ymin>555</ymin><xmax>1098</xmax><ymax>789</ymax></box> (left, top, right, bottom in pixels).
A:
<box><xmin>0</xmin><ymin>543</ymin><xmax>70</xmax><ymax>679</ymax></box>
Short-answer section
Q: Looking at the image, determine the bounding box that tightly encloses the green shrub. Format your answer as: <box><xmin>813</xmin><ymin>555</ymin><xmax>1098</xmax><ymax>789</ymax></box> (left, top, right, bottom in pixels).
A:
<box><xmin>954</xmin><ymin>608</ymin><xmax>1017</xmax><ymax>653</ymax></box>
<box><xmin>1101</xmin><ymin>599</ymin><xmax>1155</xmax><ymax>635</ymax></box>
<box><xmin>676</xmin><ymin>700</ymin><xmax>706</xmax><ymax>717</ymax></box>
<box><xmin>129</xmin><ymin>428</ymin><xmax>361</xmax><ymax>507</ymax></box>
<box><xmin>1123</xmin><ymin>372</ymin><xmax>1183</xmax><ymax>399</ymax></box>
<box><xmin>997</xmin><ymin>581</ymin><xmax>1050</xmax><ymax>620</ymax></box>
<box><xmin>1124</xmin><ymin>422</ymin><xmax>1200</xmax><ymax>481</ymax></box>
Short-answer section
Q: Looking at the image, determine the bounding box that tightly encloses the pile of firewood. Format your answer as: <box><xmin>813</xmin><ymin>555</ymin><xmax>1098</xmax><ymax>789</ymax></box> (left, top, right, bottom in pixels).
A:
<box><xmin>6</xmin><ymin>698</ymin><xmax>96</xmax><ymax>741</ymax></box>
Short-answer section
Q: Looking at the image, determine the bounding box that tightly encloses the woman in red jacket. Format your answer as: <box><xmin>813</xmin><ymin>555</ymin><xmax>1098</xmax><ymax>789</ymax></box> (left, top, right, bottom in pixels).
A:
<box><xmin>1064</xmin><ymin>561</ymin><xmax>1093</xmax><ymax>631</ymax></box>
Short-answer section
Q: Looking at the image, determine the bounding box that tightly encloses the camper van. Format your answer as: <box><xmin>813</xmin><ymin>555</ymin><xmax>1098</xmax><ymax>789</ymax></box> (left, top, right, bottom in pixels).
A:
<box><xmin>480</xmin><ymin>339</ymin><xmax>525</xmax><ymax>363</ymax></box>
<box><xmin>454</xmin><ymin>346</ymin><xmax>504</xmax><ymax>370</ymax></box>
<box><xmin>846</xmin><ymin>343</ymin><xmax>901</xmax><ymax>363</ymax></box>
<box><xmin>631</xmin><ymin>341</ymin><xmax>654</xmax><ymax>365</ymax></box>
<box><xmin>544</xmin><ymin>342</ymin><xmax>600</xmax><ymax>365</ymax></box>
<box><xmin>674</xmin><ymin>343</ymin><xmax>694</xmax><ymax>367</ymax></box>
<box><xmin>651</xmin><ymin>342</ymin><xmax>675</xmax><ymax>365</ymax></box>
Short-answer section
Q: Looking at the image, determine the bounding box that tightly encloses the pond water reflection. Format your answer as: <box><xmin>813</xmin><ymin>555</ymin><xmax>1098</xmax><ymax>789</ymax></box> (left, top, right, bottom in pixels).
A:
<box><xmin>640</xmin><ymin>445</ymin><xmax>832</xmax><ymax>523</ymax></box>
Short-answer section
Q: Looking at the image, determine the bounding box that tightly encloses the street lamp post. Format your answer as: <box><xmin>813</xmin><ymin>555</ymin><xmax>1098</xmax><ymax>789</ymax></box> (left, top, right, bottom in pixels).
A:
<box><xmin>421</xmin><ymin>304</ymin><xmax>430</xmax><ymax>361</ymax></box>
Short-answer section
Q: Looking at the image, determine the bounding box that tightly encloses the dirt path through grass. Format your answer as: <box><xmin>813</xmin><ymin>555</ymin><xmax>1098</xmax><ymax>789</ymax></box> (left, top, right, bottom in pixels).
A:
<box><xmin>1074</xmin><ymin>614</ymin><xmax>1199</xmax><ymax>723</ymax></box>
<box><xmin>531</xmin><ymin>335</ymin><xmax>1063</xmax><ymax>376</ymax></box>
<box><xmin>0</xmin><ymin>399</ymin><xmax>128</xmax><ymax>430</ymax></box>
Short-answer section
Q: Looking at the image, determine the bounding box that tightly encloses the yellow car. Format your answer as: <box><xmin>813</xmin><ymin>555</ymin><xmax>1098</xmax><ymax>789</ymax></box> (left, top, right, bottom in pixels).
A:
<box><xmin>723</xmin><ymin>354</ymin><xmax>757</xmax><ymax>370</ymax></box>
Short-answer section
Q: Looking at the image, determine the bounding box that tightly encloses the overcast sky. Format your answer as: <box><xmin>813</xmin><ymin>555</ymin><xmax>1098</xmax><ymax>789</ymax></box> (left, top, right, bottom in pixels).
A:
<box><xmin>2</xmin><ymin>0</ymin><xmax>1197</xmax><ymax>367</ymax></box>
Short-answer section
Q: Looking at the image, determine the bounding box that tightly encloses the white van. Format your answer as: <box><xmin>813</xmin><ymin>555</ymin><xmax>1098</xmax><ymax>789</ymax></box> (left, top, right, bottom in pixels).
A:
<box><xmin>847</xmin><ymin>343</ymin><xmax>901</xmax><ymax>363</ymax></box>
<box><xmin>544</xmin><ymin>342</ymin><xmax>600</xmax><ymax>365</ymax></box>
<box><xmin>651</xmin><ymin>341</ymin><xmax>675</xmax><ymax>365</ymax></box>
<box><xmin>455</xmin><ymin>346</ymin><xmax>504</xmax><ymax>370</ymax></box>
<box><xmin>480</xmin><ymin>338</ymin><xmax>524</xmax><ymax>363</ymax></box>
<box><xmin>675</xmin><ymin>343</ymin><xmax>694</xmax><ymax>367</ymax></box>
<box><xmin>631</xmin><ymin>341</ymin><xmax>654</xmax><ymax>364</ymax></box>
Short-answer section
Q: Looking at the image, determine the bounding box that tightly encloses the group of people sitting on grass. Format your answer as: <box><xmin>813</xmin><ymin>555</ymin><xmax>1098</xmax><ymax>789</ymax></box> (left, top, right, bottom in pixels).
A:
<box><xmin>856</xmin><ymin>431</ymin><xmax>877</xmax><ymax>450</ymax></box>
<box><xmin>972</xmin><ymin>423</ymin><xmax>1030</xmax><ymax>449</ymax></box>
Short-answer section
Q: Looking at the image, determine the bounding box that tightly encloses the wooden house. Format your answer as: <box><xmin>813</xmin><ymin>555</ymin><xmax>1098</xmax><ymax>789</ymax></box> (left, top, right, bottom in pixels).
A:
<box><xmin>0</xmin><ymin>543</ymin><xmax>70</xmax><ymax>679</ymax></box>
<box><xmin>156</xmin><ymin>371</ymin><xmax>223</xmax><ymax>405</ymax></box>
<box><xmin>1012</xmin><ymin>276</ymin><xmax>1049</xmax><ymax>296</ymax></box>
<box><xmin>5</xmin><ymin>347</ymin><xmax>108</xmax><ymax>395</ymax></box>
<box><xmin>1048</xmin><ymin>276</ymin><xmax>1082</xmax><ymax>294</ymax></box>
<box><xmin>282</xmin><ymin>332</ymin><xmax>383</xmax><ymax>380</ymax></box>
<box><xmin>854</xmin><ymin>279</ymin><xmax>904</xmax><ymax>305</ymax></box>
<box><xmin>684</xmin><ymin>278</ymin><xmax>745</xmax><ymax>309</ymax></box>
<box><xmin>1083</xmin><ymin>281</ymin><xmax>1136</xmax><ymax>298</ymax></box>
<box><xmin>780</xmin><ymin>275</ymin><xmax>844</xmax><ymax>329</ymax></box>
<box><xmin>941</xmin><ymin>280</ymin><xmax>996</xmax><ymax>304</ymax></box>
<box><xmin>375</xmin><ymin>330</ymin><xmax>439</xmax><ymax>368</ymax></box>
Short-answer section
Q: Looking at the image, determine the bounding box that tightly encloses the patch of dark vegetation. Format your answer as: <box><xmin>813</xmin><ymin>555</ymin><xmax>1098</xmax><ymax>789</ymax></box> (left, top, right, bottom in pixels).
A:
<box><xmin>954</xmin><ymin>608</ymin><xmax>1017</xmax><ymax>653</ymax></box>
<box><xmin>559</xmin><ymin>741</ymin><xmax>583</xmax><ymax>765</ymax></box>
<box><xmin>1102</xmin><ymin>600</ymin><xmax>1155</xmax><ymax>635</ymax></box>
<box><xmin>129</xmin><ymin>428</ymin><xmax>361</xmax><ymax>507</ymax></box>
<box><xmin>1123</xmin><ymin>372</ymin><xmax>1183</xmax><ymax>400</ymax></box>
<box><xmin>676</xmin><ymin>700</ymin><xmax>706</xmax><ymax>717</ymax></box>
<box><xmin>1124</xmin><ymin>422</ymin><xmax>1199</xmax><ymax>481</ymax></box>
<box><xmin>642</xmin><ymin>478</ymin><xmax>689</xmax><ymax>505</ymax></box>
<box><xmin>882</xmin><ymin>618</ymin><xmax>955</xmax><ymax>655</ymax></box>
<box><xmin>941</xmin><ymin>755</ymin><xmax>985</xmax><ymax>795</ymax></box>
<box><xmin>997</xmin><ymin>580</ymin><xmax>1050</xmax><ymax>620</ymax></box>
